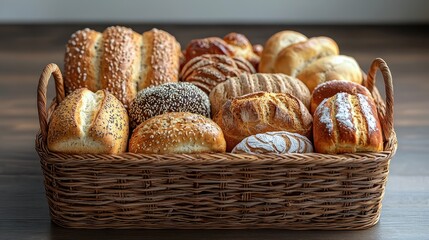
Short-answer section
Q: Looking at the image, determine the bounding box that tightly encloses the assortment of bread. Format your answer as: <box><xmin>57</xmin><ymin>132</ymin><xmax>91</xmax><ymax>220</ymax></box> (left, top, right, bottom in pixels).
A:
<box><xmin>47</xmin><ymin>26</ymin><xmax>385</xmax><ymax>155</ymax></box>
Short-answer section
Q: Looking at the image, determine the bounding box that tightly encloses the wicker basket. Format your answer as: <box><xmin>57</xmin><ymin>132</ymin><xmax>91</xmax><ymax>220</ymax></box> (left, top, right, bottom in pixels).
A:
<box><xmin>36</xmin><ymin>58</ymin><xmax>397</xmax><ymax>229</ymax></box>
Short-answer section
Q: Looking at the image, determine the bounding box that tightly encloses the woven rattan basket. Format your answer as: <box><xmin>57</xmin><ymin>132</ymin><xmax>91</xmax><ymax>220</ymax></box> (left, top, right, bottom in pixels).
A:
<box><xmin>36</xmin><ymin>58</ymin><xmax>397</xmax><ymax>229</ymax></box>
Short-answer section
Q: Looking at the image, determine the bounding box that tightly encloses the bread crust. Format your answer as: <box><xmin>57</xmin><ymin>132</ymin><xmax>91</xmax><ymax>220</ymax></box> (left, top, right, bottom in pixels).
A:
<box><xmin>274</xmin><ymin>37</ymin><xmax>339</xmax><ymax>76</ymax></box>
<box><xmin>209</xmin><ymin>73</ymin><xmax>311</xmax><ymax>116</ymax></box>
<box><xmin>259</xmin><ymin>30</ymin><xmax>308</xmax><ymax>73</ymax></box>
<box><xmin>129</xmin><ymin>112</ymin><xmax>226</xmax><ymax>154</ymax></box>
<box><xmin>214</xmin><ymin>92</ymin><xmax>313</xmax><ymax>152</ymax></box>
<box><xmin>297</xmin><ymin>55</ymin><xmax>363</xmax><ymax>92</ymax></box>
<box><xmin>47</xmin><ymin>88</ymin><xmax>129</xmax><ymax>154</ymax></box>
<box><xmin>313</xmin><ymin>92</ymin><xmax>383</xmax><ymax>154</ymax></box>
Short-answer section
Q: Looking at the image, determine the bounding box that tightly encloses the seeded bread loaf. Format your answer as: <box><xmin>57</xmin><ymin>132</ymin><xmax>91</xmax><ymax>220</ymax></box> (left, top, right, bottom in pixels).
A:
<box><xmin>47</xmin><ymin>88</ymin><xmax>129</xmax><ymax>154</ymax></box>
<box><xmin>129</xmin><ymin>112</ymin><xmax>226</xmax><ymax>154</ymax></box>
<box><xmin>209</xmin><ymin>73</ymin><xmax>311</xmax><ymax>116</ymax></box>
<box><xmin>64</xmin><ymin>26</ymin><xmax>181</xmax><ymax>109</ymax></box>
<box><xmin>129</xmin><ymin>82</ymin><xmax>210</xmax><ymax>129</ymax></box>
<box><xmin>313</xmin><ymin>92</ymin><xmax>383</xmax><ymax>154</ymax></box>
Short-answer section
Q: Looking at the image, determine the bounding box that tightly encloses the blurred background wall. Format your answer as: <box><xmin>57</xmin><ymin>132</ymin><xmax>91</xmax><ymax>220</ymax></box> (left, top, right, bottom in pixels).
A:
<box><xmin>1</xmin><ymin>0</ymin><xmax>428</xmax><ymax>24</ymax></box>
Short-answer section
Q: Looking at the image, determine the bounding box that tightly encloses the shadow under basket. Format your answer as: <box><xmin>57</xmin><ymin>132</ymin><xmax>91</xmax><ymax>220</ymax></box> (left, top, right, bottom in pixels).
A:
<box><xmin>36</xmin><ymin>58</ymin><xmax>397</xmax><ymax>229</ymax></box>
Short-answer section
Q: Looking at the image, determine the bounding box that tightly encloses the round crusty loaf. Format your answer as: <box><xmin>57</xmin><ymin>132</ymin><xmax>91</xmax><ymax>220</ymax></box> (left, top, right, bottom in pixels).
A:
<box><xmin>274</xmin><ymin>36</ymin><xmax>339</xmax><ymax>77</ymax></box>
<box><xmin>259</xmin><ymin>30</ymin><xmax>308</xmax><ymax>73</ymax></box>
<box><xmin>214</xmin><ymin>91</ymin><xmax>313</xmax><ymax>152</ymax></box>
<box><xmin>310</xmin><ymin>80</ymin><xmax>372</xmax><ymax>114</ymax></box>
<box><xmin>64</xmin><ymin>26</ymin><xmax>181</xmax><ymax>109</ymax></box>
<box><xmin>209</xmin><ymin>73</ymin><xmax>311</xmax><ymax>116</ymax></box>
<box><xmin>129</xmin><ymin>82</ymin><xmax>210</xmax><ymax>129</ymax></box>
<box><xmin>232</xmin><ymin>131</ymin><xmax>313</xmax><ymax>154</ymax></box>
<box><xmin>313</xmin><ymin>92</ymin><xmax>383</xmax><ymax>154</ymax></box>
<box><xmin>297</xmin><ymin>55</ymin><xmax>363</xmax><ymax>93</ymax></box>
<box><xmin>47</xmin><ymin>88</ymin><xmax>129</xmax><ymax>154</ymax></box>
<box><xmin>129</xmin><ymin>112</ymin><xmax>226</xmax><ymax>154</ymax></box>
<box><xmin>180</xmin><ymin>54</ymin><xmax>255</xmax><ymax>94</ymax></box>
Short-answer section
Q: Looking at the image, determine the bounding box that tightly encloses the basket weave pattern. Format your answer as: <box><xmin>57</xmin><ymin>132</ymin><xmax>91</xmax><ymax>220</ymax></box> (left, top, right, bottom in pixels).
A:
<box><xmin>36</xmin><ymin>58</ymin><xmax>397</xmax><ymax>229</ymax></box>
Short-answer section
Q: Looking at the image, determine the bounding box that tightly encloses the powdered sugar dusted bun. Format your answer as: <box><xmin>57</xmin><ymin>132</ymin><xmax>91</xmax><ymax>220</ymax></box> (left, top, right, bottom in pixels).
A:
<box><xmin>180</xmin><ymin>54</ymin><xmax>255</xmax><ymax>94</ymax></box>
<box><xmin>129</xmin><ymin>112</ymin><xmax>226</xmax><ymax>154</ymax></box>
<box><xmin>313</xmin><ymin>92</ymin><xmax>383</xmax><ymax>154</ymax></box>
<box><xmin>310</xmin><ymin>80</ymin><xmax>372</xmax><ymax>114</ymax></box>
<box><xmin>129</xmin><ymin>82</ymin><xmax>210</xmax><ymax>129</ymax></box>
<box><xmin>232</xmin><ymin>131</ymin><xmax>313</xmax><ymax>154</ymax></box>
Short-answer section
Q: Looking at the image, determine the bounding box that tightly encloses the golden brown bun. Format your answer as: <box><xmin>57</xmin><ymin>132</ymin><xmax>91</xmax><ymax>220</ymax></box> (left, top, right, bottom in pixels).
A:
<box><xmin>209</xmin><ymin>73</ymin><xmax>311</xmax><ymax>116</ymax></box>
<box><xmin>231</xmin><ymin>131</ymin><xmax>313</xmax><ymax>154</ymax></box>
<box><xmin>129</xmin><ymin>112</ymin><xmax>226</xmax><ymax>154</ymax></box>
<box><xmin>47</xmin><ymin>88</ymin><xmax>129</xmax><ymax>154</ymax></box>
<box><xmin>313</xmin><ymin>92</ymin><xmax>383</xmax><ymax>154</ymax></box>
<box><xmin>310</xmin><ymin>80</ymin><xmax>372</xmax><ymax>114</ymax></box>
<box><xmin>183</xmin><ymin>33</ymin><xmax>260</xmax><ymax>69</ymax></box>
<box><xmin>128</xmin><ymin>82</ymin><xmax>210</xmax><ymax>129</ymax></box>
<box><xmin>274</xmin><ymin>37</ymin><xmax>339</xmax><ymax>77</ymax></box>
<box><xmin>297</xmin><ymin>55</ymin><xmax>363</xmax><ymax>92</ymax></box>
<box><xmin>259</xmin><ymin>30</ymin><xmax>308</xmax><ymax>73</ymax></box>
<box><xmin>180</xmin><ymin>54</ymin><xmax>255</xmax><ymax>94</ymax></box>
<box><xmin>214</xmin><ymin>92</ymin><xmax>313</xmax><ymax>151</ymax></box>
<box><xmin>64</xmin><ymin>26</ymin><xmax>181</xmax><ymax>109</ymax></box>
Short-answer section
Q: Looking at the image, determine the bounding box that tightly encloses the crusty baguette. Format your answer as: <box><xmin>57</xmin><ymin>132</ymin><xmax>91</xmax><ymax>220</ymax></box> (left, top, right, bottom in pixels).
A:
<box><xmin>313</xmin><ymin>92</ymin><xmax>383</xmax><ymax>154</ymax></box>
<box><xmin>64</xmin><ymin>26</ymin><xmax>181</xmax><ymax>110</ymax></box>
<box><xmin>232</xmin><ymin>131</ymin><xmax>313</xmax><ymax>154</ymax></box>
<box><xmin>214</xmin><ymin>92</ymin><xmax>313</xmax><ymax>152</ymax></box>
<box><xmin>180</xmin><ymin>54</ymin><xmax>255</xmax><ymax>94</ymax></box>
<box><xmin>129</xmin><ymin>112</ymin><xmax>226</xmax><ymax>154</ymax></box>
<box><xmin>259</xmin><ymin>30</ymin><xmax>308</xmax><ymax>73</ymax></box>
<box><xmin>274</xmin><ymin>36</ymin><xmax>339</xmax><ymax>77</ymax></box>
<box><xmin>209</xmin><ymin>73</ymin><xmax>311</xmax><ymax>116</ymax></box>
<box><xmin>297</xmin><ymin>55</ymin><xmax>363</xmax><ymax>92</ymax></box>
<box><xmin>310</xmin><ymin>80</ymin><xmax>372</xmax><ymax>114</ymax></box>
<box><xmin>47</xmin><ymin>88</ymin><xmax>129</xmax><ymax>154</ymax></box>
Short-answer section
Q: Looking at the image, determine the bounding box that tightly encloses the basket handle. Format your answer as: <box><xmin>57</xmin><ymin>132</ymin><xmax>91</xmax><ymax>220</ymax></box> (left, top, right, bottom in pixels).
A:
<box><xmin>365</xmin><ymin>58</ymin><xmax>394</xmax><ymax>144</ymax></box>
<box><xmin>37</xmin><ymin>63</ymin><xmax>65</xmax><ymax>143</ymax></box>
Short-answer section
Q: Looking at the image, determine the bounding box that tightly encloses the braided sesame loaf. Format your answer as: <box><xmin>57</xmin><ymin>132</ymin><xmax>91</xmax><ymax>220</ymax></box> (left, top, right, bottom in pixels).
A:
<box><xmin>129</xmin><ymin>112</ymin><xmax>226</xmax><ymax>154</ymax></box>
<box><xmin>64</xmin><ymin>26</ymin><xmax>181</xmax><ymax>109</ymax></box>
<box><xmin>180</xmin><ymin>54</ymin><xmax>255</xmax><ymax>94</ymax></box>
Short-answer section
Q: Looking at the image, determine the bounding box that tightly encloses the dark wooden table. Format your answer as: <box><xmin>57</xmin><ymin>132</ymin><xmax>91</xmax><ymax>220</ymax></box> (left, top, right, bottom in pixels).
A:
<box><xmin>1</xmin><ymin>24</ymin><xmax>428</xmax><ymax>240</ymax></box>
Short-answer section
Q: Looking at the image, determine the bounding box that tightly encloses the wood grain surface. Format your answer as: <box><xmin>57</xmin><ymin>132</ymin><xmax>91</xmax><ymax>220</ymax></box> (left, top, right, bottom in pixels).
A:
<box><xmin>1</xmin><ymin>24</ymin><xmax>428</xmax><ymax>240</ymax></box>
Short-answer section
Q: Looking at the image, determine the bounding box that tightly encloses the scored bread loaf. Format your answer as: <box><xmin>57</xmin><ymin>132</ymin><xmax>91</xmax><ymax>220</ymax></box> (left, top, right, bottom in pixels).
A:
<box><xmin>313</xmin><ymin>92</ymin><xmax>383</xmax><ymax>154</ymax></box>
<box><xmin>64</xmin><ymin>27</ymin><xmax>181</xmax><ymax>109</ymax></box>
<box><xmin>180</xmin><ymin>54</ymin><xmax>255</xmax><ymax>94</ymax></box>
<box><xmin>209</xmin><ymin>73</ymin><xmax>311</xmax><ymax>115</ymax></box>
<box><xmin>232</xmin><ymin>131</ymin><xmax>313</xmax><ymax>154</ymax></box>
<box><xmin>259</xmin><ymin>30</ymin><xmax>308</xmax><ymax>73</ymax></box>
<box><xmin>47</xmin><ymin>88</ymin><xmax>129</xmax><ymax>154</ymax></box>
<box><xmin>310</xmin><ymin>80</ymin><xmax>372</xmax><ymax>114</ymax></box>
<box><xmin>297</xmin><ymin>55</ymin><xmax>363</xmax><ymax>92</ymax></box>
<box><xmin>214</xmin><ymin>92</ymin><xmax>313</xmax><ymax>151</ymax></box>
<box><xmin>274</xmin><ymin>36</ymin><xmax>339</xmax><ymax>77</ymax></box>
<box><xmin>128</xmin><ymin>82</ymin><xmax>210</xmax><ymax>129</ymax></box>
<box><xmin>129</xmin><ymin>112</ymin><xmax>226</xmax><ymax>154</ymax></box>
